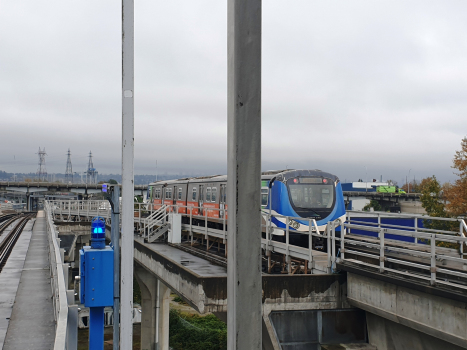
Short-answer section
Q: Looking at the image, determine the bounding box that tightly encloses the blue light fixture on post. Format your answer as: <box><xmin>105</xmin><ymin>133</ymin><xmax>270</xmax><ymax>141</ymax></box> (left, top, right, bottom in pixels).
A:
<box><xmin>91</xmin><ymin>216</ymin><xmax>106</xmax><ymax>249</ymax></box>
<box><xmin>80</xmin><ymin>216</ymin><xmax>114</xmax><ymax>350</ymax></box>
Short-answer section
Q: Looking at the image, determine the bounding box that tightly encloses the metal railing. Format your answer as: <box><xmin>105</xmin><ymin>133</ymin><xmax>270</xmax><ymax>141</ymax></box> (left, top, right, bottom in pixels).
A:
<box><xmin>47</xmin><ymin>200</ymin><xmax>467</xmax><ymax>289</ymax></box>
<box><xmin>346</xmin><ymin>210</ymin><xmax>466</xmax><ymax>256</ymax></box>
<box><xmin>44</xmin><ymin>202</ymin><xmax>78</xmax><ymax>350</ymax></box>
<box><xmin>337</xmin><ymin>211</ymin><xmax>467</xmax><ymax>289</ymax></box>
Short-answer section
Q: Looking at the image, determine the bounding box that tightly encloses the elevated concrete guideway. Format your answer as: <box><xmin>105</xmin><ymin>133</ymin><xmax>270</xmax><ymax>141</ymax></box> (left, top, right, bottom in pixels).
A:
<box><xmin>0</xmin><ymin>181</ymin><xmax>147</xmax><ymax>195</ymax></box>
<box><xmin>0</xmin><ymin>212</ymin><xmax>56</xmax><ymax>349</ymax></box>
<box><xmin>130</xmin><ymin>236</ymin><xmax>352</xmax><ymax>350</ymax></box>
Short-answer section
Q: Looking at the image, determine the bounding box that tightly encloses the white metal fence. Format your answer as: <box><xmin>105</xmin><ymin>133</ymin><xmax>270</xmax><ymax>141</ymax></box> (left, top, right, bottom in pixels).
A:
<box><xmin>342</xmin><ymin>210</ymin><xmax>467</xmax><ymax>289</ymax></box>
<box><xmin>47</xmin><ymin>200</ymin><xmax>467</xmax><ymax>289</ymax></box>
<box><xmin>44</xmin><ymin>202</ymin><xmax>78</xmax><ymax>350</ymax></box>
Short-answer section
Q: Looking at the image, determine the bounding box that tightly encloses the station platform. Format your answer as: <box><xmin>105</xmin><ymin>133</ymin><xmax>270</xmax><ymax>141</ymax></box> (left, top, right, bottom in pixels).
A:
<box><xmin>1</xmin><ymin>211</ymin><xmax>55</xmax><ymax>349</ymax></box>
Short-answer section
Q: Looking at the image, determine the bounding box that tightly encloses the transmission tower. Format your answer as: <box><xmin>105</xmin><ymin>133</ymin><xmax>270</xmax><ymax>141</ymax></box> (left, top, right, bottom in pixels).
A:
<box><xmin>36</xmin><ymin>147</ymin><xmax>47</xmax><ymax>181</ymax></box>
<box><xmin>86</xmin><ymin>151</ymin><xmax>98</xmax><ymax>184</ymax></box>
<box><xmin>65</xmin><ymin>149</ymin><xmax>73</xmax><ymax>183</ymax></box>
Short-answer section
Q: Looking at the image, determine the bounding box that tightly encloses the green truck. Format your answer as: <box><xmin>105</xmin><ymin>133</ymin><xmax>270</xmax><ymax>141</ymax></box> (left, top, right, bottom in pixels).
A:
<box><xmin>376</xmin><ymin>186</ymin><xmax>406</xmax><ymax>194</ymax></box>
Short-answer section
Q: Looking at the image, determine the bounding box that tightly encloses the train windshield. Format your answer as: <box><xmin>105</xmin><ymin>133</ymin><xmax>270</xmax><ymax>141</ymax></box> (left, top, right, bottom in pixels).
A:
<box><xmin>287</xmin><ymin>177</ymin><xmax>336</xmax><ymax>218</ymax></box>
<box><xmin>288</xmin><ymin>184</ymin><xmax>334</xmax><ymax>209</ymax></box>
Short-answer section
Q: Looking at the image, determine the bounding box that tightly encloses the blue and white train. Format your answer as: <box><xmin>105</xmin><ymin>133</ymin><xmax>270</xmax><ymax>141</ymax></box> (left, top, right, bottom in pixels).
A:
<box><xmin>261</xmin><ymin>169</ymin><xmax>346</xmax><ymax>247</ymax></box>
<box><xmin>147</xmin><ymin>169</ymin><xmax>346</xmax><ymax>248</ymax></box>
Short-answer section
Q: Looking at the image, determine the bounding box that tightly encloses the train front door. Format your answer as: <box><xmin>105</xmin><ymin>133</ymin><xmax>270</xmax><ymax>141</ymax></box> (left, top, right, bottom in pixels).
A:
<box><xmin>220</xmin><ymin>184</ymin><xmax>226</xmax><ymax>218</ymax></box>
<box><xmin>198</xmin><ymin>185</ymin><xmax>204</xmax><ymax>215</ymax></box>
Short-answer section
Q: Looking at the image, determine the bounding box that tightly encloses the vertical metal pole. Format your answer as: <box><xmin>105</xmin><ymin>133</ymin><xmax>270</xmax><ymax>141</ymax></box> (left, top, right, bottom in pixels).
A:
<box><xmin>89</xmin><ymin>307</ymin><xmax>105</xmax><ymax>350</ymax></box>
<box><xmin>308</xmin><ymin>219</ymin><xmax>313</xmax><ymax>270</ymax></box>
<box><xmin>326</xmin><ymin>225</ymin><xmax>331</xmax><ymax>273</ymax></box>
<box><xmin>205</xmin><ymin>209</ymin><xmax>208</xmax><ymax>238</ymax></box>
<box><xmin>331</xmin><ymin>222</ymin><xmax>336</xmax><ymax>265</ymax></box>
<box><xmin>286</xmin><ymin>217</ymin><xmax>290</xmax><ymax>258</ymax></box>
<box><xmin>459</xmin><ymin>220</ymin><xmax>464</xmax><ymax>258</ymax></box>
<box><xmin>379</xmin><ymin>229</ymin><xmax>385</xmax><ymax>273</ymax></box>
<box><xmin>414</xmin><ymin>217</ymin><xmax>418</xmax><ymax>244</ymax></box>
<box><xmin>340</xmin><ymin>221</ymin><xmax>345</xmax><ymax>261</ymax></box>
<box><xmin>430</xmin><ymin>234</ymin><xmax>436</xmax><ymax>285</ymax></box>
<box><xmin>227</xmin><ymin>0</ymin><xmax>262</xmax><ymax>345</ymax></box>
<box><xmin>111</xmin><ymin>186</ymin><xmax>120</xmax><ymax>350</ymax></box>
<box><xmin>121</xmin><ymin>0</ymin><xmax>134</xmax><ymax>345</ymax></box>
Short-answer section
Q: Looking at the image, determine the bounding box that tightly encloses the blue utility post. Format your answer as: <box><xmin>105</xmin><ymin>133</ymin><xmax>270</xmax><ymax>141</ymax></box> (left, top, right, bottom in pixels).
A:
<box><xmin>105</xmin><ymin>183</ymin><xmax>121</xmax><ymax>350</ymax></box>
<box><xmin>80</xmin><ymin>216</ymin><xmax>114</xmax><ymax>350</ymax></box>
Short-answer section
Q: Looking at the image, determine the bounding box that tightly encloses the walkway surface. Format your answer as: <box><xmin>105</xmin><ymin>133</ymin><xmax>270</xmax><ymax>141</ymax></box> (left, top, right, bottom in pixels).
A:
<box><xmin>2</xmin><ymin>211</ymin><xmax>55</xmax><ymax>350</ymax></box>
<box><xmin>135</xmin><ymin>235</ymin><xmax>227</xmax><ymax>277</ymax></box>
<box><xmin>0</xmin><ymin>217</ymin><xmax>34</xmax><ymax>348</ymax></box>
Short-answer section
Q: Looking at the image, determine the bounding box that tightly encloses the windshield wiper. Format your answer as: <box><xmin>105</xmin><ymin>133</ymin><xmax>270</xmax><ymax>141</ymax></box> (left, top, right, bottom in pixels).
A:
<box><xmin>302</xmin><ymin>209</ymin><xmax>321</xmax><ymax>217</ymax></box>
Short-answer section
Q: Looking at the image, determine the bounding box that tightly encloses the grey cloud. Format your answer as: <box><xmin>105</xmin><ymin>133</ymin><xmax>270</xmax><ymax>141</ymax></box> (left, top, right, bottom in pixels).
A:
<box><xmin>1</xmin><ymin>0</ymin><xmax>466</xmax><ymax>184</ymax></box>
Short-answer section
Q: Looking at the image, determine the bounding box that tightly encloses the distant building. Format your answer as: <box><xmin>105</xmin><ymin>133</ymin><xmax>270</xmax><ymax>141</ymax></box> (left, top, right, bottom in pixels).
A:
<box><xmin>341</xmin><ymin>181</ymin><xmax>389</xmax><ymax>193</ymax></box>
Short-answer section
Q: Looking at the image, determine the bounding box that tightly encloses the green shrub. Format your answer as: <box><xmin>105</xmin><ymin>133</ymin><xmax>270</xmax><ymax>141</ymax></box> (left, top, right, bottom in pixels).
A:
<box><xmin>173</xmin><ymin>296</ymin><xmax>188</xmax><ymax>305</ymax></box>
<box><xmin>169</xmin><ymin>309</ymin><xmax>227</xmax><ymax>350</ymax></box>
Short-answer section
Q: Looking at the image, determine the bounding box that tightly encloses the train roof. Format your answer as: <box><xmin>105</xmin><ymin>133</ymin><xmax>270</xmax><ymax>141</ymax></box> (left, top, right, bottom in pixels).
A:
<box><xmin>149</xmin><ymin>175</ymin><xmax>227</xmax><ymax>186</ymax></box>
<box><xmin>274</xmin><ymin>169</ymin><xmax>339</xmax><ymax>183</ymax></box>
<box><xmin>148</xmin><ymin>169</ymin><xmax>339</xmax><ymax>186</ymax></box>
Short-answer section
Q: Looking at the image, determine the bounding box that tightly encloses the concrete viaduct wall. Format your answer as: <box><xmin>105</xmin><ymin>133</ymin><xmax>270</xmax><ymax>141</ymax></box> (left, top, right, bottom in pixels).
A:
<box><xmin>133</xmin><ymin>239</ymin><xmax>355</xmax><ymax>350</ymax></box>
<box><xmin>347</xmin><ymin>272</ymin><xmax>467</xmax><ymax>350</ymax></box>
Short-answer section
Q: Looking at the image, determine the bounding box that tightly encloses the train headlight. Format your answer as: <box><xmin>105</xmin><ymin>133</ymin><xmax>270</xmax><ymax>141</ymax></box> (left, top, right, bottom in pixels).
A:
<box><xmin>290</xmin><ymin>220</ymin><xmax>300</xmax><ymax>229</ymax></box>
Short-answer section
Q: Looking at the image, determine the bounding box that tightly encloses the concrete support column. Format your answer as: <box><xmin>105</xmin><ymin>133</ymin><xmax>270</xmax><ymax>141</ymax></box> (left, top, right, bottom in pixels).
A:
<box><xmin>134</xmin><ymin>265</ymin><xmax>171</xmax><ymax>350</ymax></box>
<box><xmin>135</xmin><ymin>266</ymin><xmax>157</xmax><ymax>350</ymax></box>
<box><xmin>157</xmin><ymin>281</ymin><xmax>170</xmax><ymax>350</ymax></box>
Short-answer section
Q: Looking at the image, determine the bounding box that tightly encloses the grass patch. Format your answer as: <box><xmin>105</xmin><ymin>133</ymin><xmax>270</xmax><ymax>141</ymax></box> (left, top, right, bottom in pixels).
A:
<box><xmin>170</xmin><ymin>309</ymin><xmax>227</xmax><ymax>350</ymax></box>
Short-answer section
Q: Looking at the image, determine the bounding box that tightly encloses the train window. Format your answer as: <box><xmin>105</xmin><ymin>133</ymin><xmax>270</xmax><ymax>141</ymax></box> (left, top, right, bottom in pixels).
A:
<box><xmin>289</xmin><ymin>183</ymin><xmax>334</xmax><ymax>209</ymax></box>
<box><xmin>211</xmin><ymin>187</ymin><xmax>217</xmax><ymax>202</ymax></box>
<box><xmin>192</xmin><ymin>188</ymin><xmax>197</xmax><ymax>201</ymax></box>
<box><xmin>178</xmin><ymin>188</ymin><xmax>182</xmax><ymax>200</ymax></box>
<box><xmin>165</xmin><ymin>190</ymin><xmax>168</xmax><ymax>199</ymax></box>
<box><xmin>206</xmin><ymin>187</ymin><xmax>211</xmax><ymax>202</ymax></box>
<box><xmin>261</xmin><ymin>188</ymin><xmax>268</xmax><ymax>206</ymax></box>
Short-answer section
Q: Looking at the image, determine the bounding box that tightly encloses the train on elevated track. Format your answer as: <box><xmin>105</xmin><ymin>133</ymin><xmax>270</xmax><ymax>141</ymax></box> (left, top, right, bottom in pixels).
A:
<box><xmin>148</xmin><ymin>169</ymin><xmax>346</xmax><ymax>247</ymax></box>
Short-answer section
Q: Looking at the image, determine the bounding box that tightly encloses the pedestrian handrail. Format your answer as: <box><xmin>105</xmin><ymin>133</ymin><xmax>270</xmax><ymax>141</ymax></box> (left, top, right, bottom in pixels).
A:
<box><xmin>337</xmin><ymin>220</ymin><xmax>467</xmax><ymax>290</ymax></box>
<box><xmin>346</xmin><ymin>209</ymin><xmax>463</xmax><ymax>222</ymax></box>
<box><xmin>44</xmin><ymin>202</ymin><xmax>77</xmax><ymax>350</ymax></box>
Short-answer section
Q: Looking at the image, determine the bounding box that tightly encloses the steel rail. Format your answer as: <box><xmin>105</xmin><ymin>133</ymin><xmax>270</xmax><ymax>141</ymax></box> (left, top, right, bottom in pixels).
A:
<box><xmin>0</xmin><ymin>215</ymin><xmax>22</xmax><ymax>234</ymax></box>
<box><xmin>0</xmin><ymin>215</ymin><xmax>32</xmax><ymax>272</ymax></box>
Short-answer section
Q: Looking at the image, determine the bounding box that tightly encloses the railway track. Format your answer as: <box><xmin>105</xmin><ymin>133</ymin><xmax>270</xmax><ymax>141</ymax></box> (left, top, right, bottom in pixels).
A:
<box><xmin>0</xmin><ymin>214</ymin><xmax>34</xmax><ymax>273</ymax></box>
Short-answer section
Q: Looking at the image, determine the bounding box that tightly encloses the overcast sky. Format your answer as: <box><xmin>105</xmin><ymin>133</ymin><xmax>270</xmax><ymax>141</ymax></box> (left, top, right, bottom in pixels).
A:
<box><xmin>1</xmin><ymin>0</ymin><xmax>466</xmax><ymax>184</ymax></box>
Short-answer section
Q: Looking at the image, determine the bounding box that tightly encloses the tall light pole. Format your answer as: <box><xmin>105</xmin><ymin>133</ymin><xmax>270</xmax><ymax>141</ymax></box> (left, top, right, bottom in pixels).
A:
<box><xmin>121</xmin><ymin>0</ymin><xmax>135</xmax><ymax>346</ymax></box>
<box><xmin>364</xmin><ymin>166</ymin><xmax>368</xmax><ymax>192</ymax></box>
<box><xmin>407</xmin><ymin>169</ymin><xmax>411</xmax><ymax>194</ymax></box>
<box><xmin>227</xmin><ymin>0</ymin><xmax>262</xmax><ymax>347</ymax></box>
